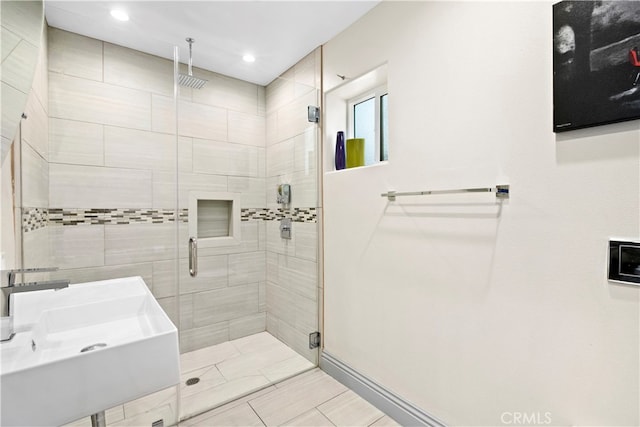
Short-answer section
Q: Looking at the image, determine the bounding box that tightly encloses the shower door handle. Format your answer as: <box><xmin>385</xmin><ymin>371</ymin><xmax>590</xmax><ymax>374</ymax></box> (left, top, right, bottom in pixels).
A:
<box><xmin>189</xmin><ymin>237</ymin><xmax>197</xmax><ymax>277</ymax></box>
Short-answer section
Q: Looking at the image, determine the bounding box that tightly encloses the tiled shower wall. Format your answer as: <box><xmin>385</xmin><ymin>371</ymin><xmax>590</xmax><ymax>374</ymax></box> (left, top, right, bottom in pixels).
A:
<box><xmin>14</xmin><ymin>22</ymin><xmax>49</xmax><ymax>277</ymax></box>
<box><xmin>31</xmin><ymin>27</ymin><xmax>321</xmax><ymax>359</ymax></box>
<box><xmin>45</xmin><ymin>27</ymin><xmax>268</xmax><ymax>353</ymax></box>
<box><xmin>265</xmin><ymin>49</ymin><xmax>321</xmax><ymax>363</ymax></box>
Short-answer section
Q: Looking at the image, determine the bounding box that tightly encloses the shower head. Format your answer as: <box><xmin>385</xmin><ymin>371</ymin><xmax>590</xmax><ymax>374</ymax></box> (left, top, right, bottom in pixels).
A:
<box><xmin>179</xmin><ymin>37</ymin><xmax>207</xmax><ymax>89</ymax></box>
<box><xmin>179</xmin><ymin>73</ymin><xmax>207</xmax><ymax>89</ymax></box>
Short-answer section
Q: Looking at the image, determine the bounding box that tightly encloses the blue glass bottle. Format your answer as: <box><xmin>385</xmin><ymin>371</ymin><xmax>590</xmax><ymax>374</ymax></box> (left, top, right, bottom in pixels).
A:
<box><xmin>335</xmin><ymin>131</ymin><xmax>346</xmax><ymax>170</ymax></box>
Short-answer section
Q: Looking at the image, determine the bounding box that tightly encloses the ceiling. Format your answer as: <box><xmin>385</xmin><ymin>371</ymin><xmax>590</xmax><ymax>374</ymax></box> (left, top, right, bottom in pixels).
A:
<box><xmin>45</xmin><ymin>1</ymin><xmax>379</xmax><ymax>86</ymax></box>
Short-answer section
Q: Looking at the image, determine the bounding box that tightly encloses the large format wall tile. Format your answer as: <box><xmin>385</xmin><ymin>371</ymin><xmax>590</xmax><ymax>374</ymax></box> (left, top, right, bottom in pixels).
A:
<box><xmin>49</xmin><ymin>225</ymin><xmax>105</xmax><ymax>269</ymax></box>
<box><xmin>22</xmin><ymin>142</ymin><xmax>48</xmax><ymax>208</ymax></box>
<box><xmin>293</xmin><ymin>128</ymin><xmax>317</xmax><ymax>173</ymax></box>
<box><xmin>50</xmin><ymin>163</ymin><xmax>152</xmax><ymax>208</ymax></box>
<box><xmin>104</xmin><ymin>42</ymin><xmax>173</xmax><ymax>96</ymax></box>
<box><xmin>31</xmin><ymin>25</ymin><xmax>48</xmax><ymax>114</ymax></box>
<box><xmin>228</xmin><ymin>111</ymin><xmax>265</xmax><ymax>146</ymax></box>
<box><xmin>228</xmin><ymin>177</ymin><xmax>266</xmax><ymax>208</ymax></box>
<box><xmin>180</xmin><ymin>321</ymin><xmax>229</xmax><ymax>353</ymax></box>
<box><xmin>105</xmin><ymin>223</ymin><xmax>175</xmax><ymax>265</ymax></box>
<box><xmin>48</xmin><ymin>28</ymin><xmax>102</xmax><ymax>81</ymax></box>
<box><xmin>269</xmin><ymin>254</ymin><xmax>317</xmax><ymax>301</ymax></box>
<box><xmin>276</xmin><ymin>90</ymin><xmax>317</xmax><ymax>143</ymax></box>
<box><xmin>290</xmin><ymin>170</ymin><xmax>317</xmax><ymax>209</ymax></box>
<box><xmin>153</xmin><ymin>255</ymin><xmax>228</xmax><ymax>298</ymax></box>
<box><xmin>293</xmin><ymin>51</ymin><xmax>317</xmax><ymax>90</ymax></box>
<box><xmin>265</xmin><ymin>112</ymin><xmax>277</xmax><ymax>146</ymax></box>
<box><xmin>22</xmin><ymin>226</ymin><xmax>49</xmax><ymax>270</ymax></box>
<box><xmin>2</xmin><ymin>39</ymin><xmax>39</xmax><ymax>94</ymax></box>
<box><xmin>229</xmin><ymin>312</ymin><xmax>267</xmax><ymax>340</ymax></box>
<box><xmin>1</xmin><ymin>83</ymin><xmax>26</xmax><ymax>148</ymax></box>
<box><xmin>153</xmin><ymin>171</ymin><xmax>227</xmax><ymax>209</ymax></box>
<box><xmin>2</xmin><ymin>27</ymin><xmax>21</xmax><ymax>63</ymax></box>
<box><xmin>266</xmin><ymin>138</ymin><xmax>294</xmax><ymax>178</ymax></box>
<box><xmin>104</xmin><ymin>126</ymin><xmax>187</xmax><ymax>172</ymax></box>
<box><xmin>49</xmin><ymin>118</ymin><xmax>104</xmax><ymax>166</ymax></box>
<box><xmin>229</xmin><ymin>252</ymin><xmax>266</xmax><ymax>286</ymax></box>
<box><xmin>265</xmin><ymin>74</ymin><xmax>294</xmax><ymax>116</ymax></box>
<box><xmin>192</xmin><ymin>71</ymin><xmax>259</xmax><ymax>115</ymax></box>
<box><xmin>193</xmin><ymin>283</ymin><xmax>259</xmax><ymax>327</ymax></box>
<box><xmin>179</xmin><ymin>100</ymin><xmax>227</xmax><ymax>141</ymax></box>
<box><xmin>266</xmin><ymin>281</ymin><xmax>295</xmax><ymax>324</ymax></box>
<box><xmin>193</xmin><ymin>138</ymin><xmax>259</xmax><ymax>177</ymax></box>
<box><xmin>258</xmin><ymin>87</ymin><xmax>266</xmax><ymax>117</ymax></box>
<box><xmin>22</xmin><ymin>91</ymin><xmax>48</xmax><ymax>160</ymax></box>
<box><xmin>294</xmin><ymin>222</ymin><xmax>318</xmax><ymax>262</ymax></box>
<box><xmin>151</xmin><ymin>94</ymin><xmax>175</xmax><ymax>134</ymax></box>
<box><xmin>49</xmin><ymin>72</ymin><xmax>151</xmax><ymax>130</ymax></box>
<box><xmin>2</xmin><ymin>1</ymin><xmax>41</xmax><ymax>46</ymax></box>
<box><xmin>50</xmin><ymin>262</ymin><xmax>153</xmax><ymax>286</ymax></box>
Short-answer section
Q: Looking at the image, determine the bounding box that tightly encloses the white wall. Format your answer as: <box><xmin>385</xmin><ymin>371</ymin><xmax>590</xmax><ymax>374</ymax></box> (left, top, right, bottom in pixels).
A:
<box><xmin>322</xmin><ymin>2</ymin><xmax>639</xmax><ymax>426</ymax></box>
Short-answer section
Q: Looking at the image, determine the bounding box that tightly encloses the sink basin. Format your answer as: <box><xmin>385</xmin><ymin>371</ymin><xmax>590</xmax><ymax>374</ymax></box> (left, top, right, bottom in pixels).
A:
<box><xmin>0</xmin><ymin>276</ymin><xmax>180</xmax><ymax>427</ymax></box>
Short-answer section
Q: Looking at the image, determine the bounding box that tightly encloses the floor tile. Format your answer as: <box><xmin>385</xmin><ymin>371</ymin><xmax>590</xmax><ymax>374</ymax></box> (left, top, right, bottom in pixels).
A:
<box><xmin>248</xmin><ymin>369</ymin><xmax>347</xmax><ymax>425</ymax></box>
<box><xmin>217</xmin><ymin>341</ymin><xmax>300</xmax><ymax>380</ymax></box>
<box><xmin>260</xmin><ymin>354</ymin><xmax>315</xmax><ymax>383</ymax></box>
<box><xmin>369</xmin><ymin>415</ymin><xmax>402</xmax><ymax>427</ymax></box>
<box><xmin>180</xmin><ymin>386</ymin><xmax>276</xmax><ymax>427</ymax></box>
<box><xmin>232</xmin><ymin>331</ymin><xmax>282</xmax><ymax>354</ymax></box>
<box><xmin>191</xmin><ymin>403</ymin><xmax>265</xmax><ymax>427</ymax></box>
<box><xmin>181</xmin><ymin>374</ymin><xmax>271</xmax><ymax>420</ymax></box>
<box><xmin>123</xmin><ymin>387</ymin><xmax>176</xmax><ymax>419</ymax></box>
<box><xmin>318</xmin><ymin>390</ymin><xmax>385</xmax><ymax>427</ymax></box>
<box><xmin>281</xmin><ymin>408</ymin><xmax>335</xmax><ymax>426</ymax></box>
<box><xmin>180</xmin><ymin>340</ymin><xmax>240</xmax><ymax>374</ymax></box>
<box><xmin>181</xmin><ymin>365</ymin><xmax>227</xmax><ymax>399</ymax></box>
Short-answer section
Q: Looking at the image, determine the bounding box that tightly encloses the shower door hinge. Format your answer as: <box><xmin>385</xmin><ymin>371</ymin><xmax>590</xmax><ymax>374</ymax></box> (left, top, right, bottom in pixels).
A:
<box><xmin>309</xmin><ymin>331</ymin><xmax>321</xmax><ymax>349</ymax></box>
<box><xmin>307</xmin><ymin>106</ymin><xmax>320</xmax><ymax>123</ymax></box>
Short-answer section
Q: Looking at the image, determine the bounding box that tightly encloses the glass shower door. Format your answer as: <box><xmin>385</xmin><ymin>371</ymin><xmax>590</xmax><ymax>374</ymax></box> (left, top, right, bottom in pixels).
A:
<box><xmin>174</xmin><ymin>46</ymin><xmax>322</xmax><ymax>421</ymax></box>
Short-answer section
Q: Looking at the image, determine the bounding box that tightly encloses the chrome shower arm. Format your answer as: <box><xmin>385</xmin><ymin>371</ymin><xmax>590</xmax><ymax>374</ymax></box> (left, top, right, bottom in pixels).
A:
<box><xmin>186</xmin><ymin>37</ymin><xmax>194</xmax><ymax>77</ymax></box>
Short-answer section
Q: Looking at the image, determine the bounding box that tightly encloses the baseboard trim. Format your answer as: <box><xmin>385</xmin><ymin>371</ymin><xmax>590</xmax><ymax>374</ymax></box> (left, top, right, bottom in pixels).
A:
<box><xmin>320</xmin><ymin>351</ymin><xmax>446</xmax><ymax>427</ymax></box>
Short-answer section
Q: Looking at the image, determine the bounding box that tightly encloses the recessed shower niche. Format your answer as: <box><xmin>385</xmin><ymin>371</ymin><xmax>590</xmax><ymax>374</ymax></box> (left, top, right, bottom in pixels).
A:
<box><xmin>188</xmin><ymin>192</ymin><xmax>241</xmax><ymax>248</ymax></box>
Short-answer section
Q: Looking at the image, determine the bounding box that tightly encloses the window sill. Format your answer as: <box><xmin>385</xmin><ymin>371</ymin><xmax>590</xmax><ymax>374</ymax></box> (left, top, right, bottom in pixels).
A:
<box><xmin>324</xmin><ymin>161</ymin><xmax>389</xmax><ymax>176</ymax></box>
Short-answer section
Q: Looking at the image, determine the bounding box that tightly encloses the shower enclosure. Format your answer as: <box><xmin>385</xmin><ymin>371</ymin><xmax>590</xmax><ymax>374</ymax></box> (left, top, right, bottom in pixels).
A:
<box><xmin>3</xmin><ymin>7</ymin><xmax>322</xmax><ymax>423</ymax></box>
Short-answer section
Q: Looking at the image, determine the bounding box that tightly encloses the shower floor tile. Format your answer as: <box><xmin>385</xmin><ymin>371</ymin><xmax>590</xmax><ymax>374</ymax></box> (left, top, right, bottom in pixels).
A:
<box><xmin>180</xmin><ymin>332</ymin><xmax>315</xmax><ymax>419</ymax></box>
<box><xmin>64</xmin><ymin>332</ymin><xmax>314</xmax><ymax>427</ymax></box>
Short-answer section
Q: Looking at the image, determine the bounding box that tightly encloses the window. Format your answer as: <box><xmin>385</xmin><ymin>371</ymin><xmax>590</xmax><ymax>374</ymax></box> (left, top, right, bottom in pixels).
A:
<box><xmin>380</xmin><ymin>94</ymin><xmax>388</xmax><ymax>161</ymax></box>
<box><xmin>348</xmin><ymin>85</ymin><xmax>388</xmax><ymax>165</ymax></box>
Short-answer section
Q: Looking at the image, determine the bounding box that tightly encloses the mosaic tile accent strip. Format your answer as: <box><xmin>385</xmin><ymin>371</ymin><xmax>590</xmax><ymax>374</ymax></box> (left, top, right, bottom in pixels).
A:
<box><xmin>48</xmin><ymin>208</ymin><xmax>189</xmax><ymax>227</ymax></box>
<box><xmin>22</xmin><ymin>208</ymin><xmax>48</xmax><ymax>233</ymax></box>
<box><xmin>23</xmin><ymin>207</ymin><xmax>315</xmax><ymax>232</ymax></box>
<box><xmin>241</xmin><ymin>208</ymin><xmax>317</xmax><ymax>223</ymax></box>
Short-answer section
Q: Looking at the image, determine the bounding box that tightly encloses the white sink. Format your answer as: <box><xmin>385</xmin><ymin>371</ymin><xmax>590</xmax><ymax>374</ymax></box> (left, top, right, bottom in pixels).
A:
<box><xmin>0</xmin><ymin>276</ymin><xmax>180</xmax><ymax>427</ymax></box>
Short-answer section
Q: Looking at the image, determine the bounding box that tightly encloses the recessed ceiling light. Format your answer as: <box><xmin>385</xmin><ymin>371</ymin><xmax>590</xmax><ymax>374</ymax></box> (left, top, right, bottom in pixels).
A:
<box><xmin>110</xmin><ymin>9</ymin><xmax>129</xmax><ymax>21</ymax></box>
<box><xmin>242</xmin><ymin>54</ymin><xmax>256</xmax><ymax>63</ymax></box>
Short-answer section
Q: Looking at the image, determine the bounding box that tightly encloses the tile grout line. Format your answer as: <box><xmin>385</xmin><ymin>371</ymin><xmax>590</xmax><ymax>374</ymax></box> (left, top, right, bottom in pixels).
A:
<box><xmin>247</xmin><ymin>401</ymin><xmax>268</xmax><ymax>427</ymax></box>
<box><xmin>367</xmin><ymin>414</ymin><xmax>387</xmax><ymax>427</ymax></box>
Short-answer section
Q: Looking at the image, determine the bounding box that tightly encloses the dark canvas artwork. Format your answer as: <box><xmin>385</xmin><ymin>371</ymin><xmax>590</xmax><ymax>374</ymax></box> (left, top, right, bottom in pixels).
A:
<box><xmin>553</xmin><ymin>1</ymin><xmax>640</xmax><ymax>132</ymax></box>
